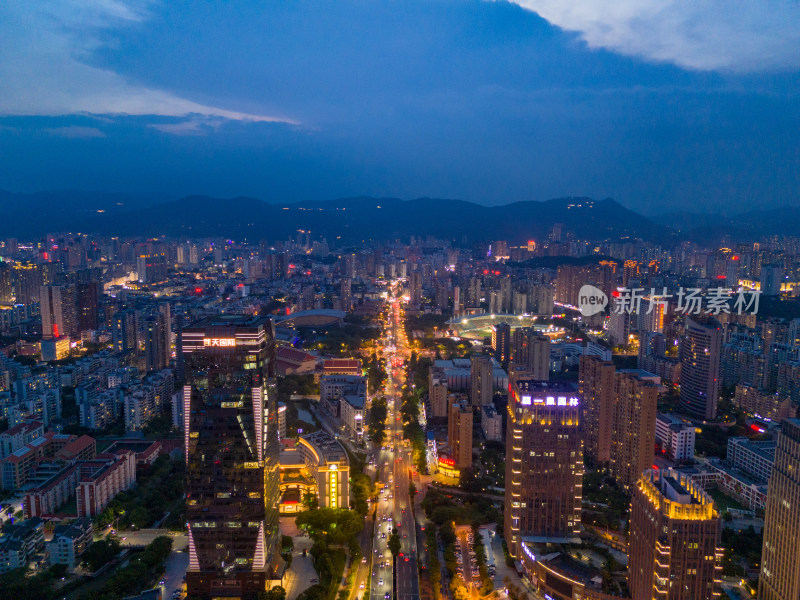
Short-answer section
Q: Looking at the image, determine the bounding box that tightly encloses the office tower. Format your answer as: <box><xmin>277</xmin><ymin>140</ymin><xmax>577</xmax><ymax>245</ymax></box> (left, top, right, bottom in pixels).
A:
<box><xmin>629</xmin><ymin>469</ymin><xmax>722</xmax><ymax>600</ymax></box>
<box><xmin>144</xmin><ymin>312</ymin><xmax>169</xmax><ymax>372</ymax></box>
<box><xmin>579</xmin><ymin>356</ymin><xmax>616</xmax><ymax>464</ymax></box>
<box><xmin>611</xmin><ymin>371</ymin><xmax>658</xmax><ymax>490</ymax></box>
<box><xmin>409</xmin><ymin>271</ymin><xmax>422</xmax><ymax>307</ymax></box>
<box><xmin>680</xmin><ymin>316</ymin><xmax>723</xmax><ymax>420</ymax></box>
<box><xmin>492</xmin><ymin>322</ymin><xmax>511</xmax><ymax>368</ymax></box>
<box><xmin>470</xmin><ymin>355</ymin><xmax>493</xmax><ymax>407</ymax></box>
<box><xmin>504</xmin><ymin>380</ymin><xmax>582</xmax><ymax>558</ymax></box>
<box><xmin>76</xmin><ymin>281</ymin><xmax>99</xmax><ymax>332</ymax></box>
<box><xmin>112</xmin><ymin>310</ymin><xmax>137</xmax><ymax>352</ymax></box>
<box><xmin>340</xmin><ymin>278</ymin><xmax>352</xmax><ymax>311</ymax></box>
<box><xmin>183</xmin><ymin>315</ymin><xmax>280</xmax><ymax>598</ymax></box>
<box><xmin>512</xmin><ymin>328</ymin><xmax>550</xmax><ymax>380</ymax></box>
<box><xmin>447</xmin><ymin>400</ymin><xmax>473</xmax><ymax>470</ymax></box>
<box><xmin>40</xmin><ymin>285</ymin><xmax>77</xmax><ymax>339</ymax></box>
<box><xmin>759</xmin><ymin>419</ymin><xmax>800</xmax><ymax>600</ymax></box>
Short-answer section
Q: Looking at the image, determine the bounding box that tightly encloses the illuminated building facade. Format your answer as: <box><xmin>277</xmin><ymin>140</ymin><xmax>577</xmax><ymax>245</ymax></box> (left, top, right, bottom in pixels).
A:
<box><xmin>447</xmin><ymin>399</ymin><xmax>473</xmax><ymax>469</ymax></box>
<box><xmin>629</xmin><ymin>468</ymin><xmax>722</xmax><ymax>600</ymax></box>
<box><xmin>278</xmin><ymin>431</ymin><xmax>350</xmax><ymax>513</ymax></box>
<box><xmin>504</xmin><ymin>380</ymin><xmax>582</xmax><ymax>558</ymax></box>
<box><xmin>759</xmin><ymin>419</ymin><xmax>800</xmax><ymax>600</ymax></box>
<box><xmin>183</xmin><ymin>315</ymin><xmax>280</xmax><ymax>599</ymax></box>
<box><xmin>680</xmin><ymin>316</ymin><xmax>723</xmax><ymax>420</ymax></box>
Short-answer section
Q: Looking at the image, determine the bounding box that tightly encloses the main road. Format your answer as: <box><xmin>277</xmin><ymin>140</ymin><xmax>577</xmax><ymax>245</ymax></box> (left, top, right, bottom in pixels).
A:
<box><xmin>366</xmin><ymin>285</ymin><xmax>421</xmax><ymax>600</ymax></box>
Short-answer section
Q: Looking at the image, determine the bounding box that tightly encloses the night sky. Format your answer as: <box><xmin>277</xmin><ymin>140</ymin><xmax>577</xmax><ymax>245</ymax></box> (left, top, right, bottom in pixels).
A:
<box><xmin>2</xmin><ymin>1</ymin><xmax>799</xmax><ymax>215</ymax></box>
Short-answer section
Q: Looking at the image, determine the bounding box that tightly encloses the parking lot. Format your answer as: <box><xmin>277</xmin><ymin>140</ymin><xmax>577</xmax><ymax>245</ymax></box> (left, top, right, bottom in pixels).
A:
<box><xmin>456</xmin><ymin>526</ymin><xmax>494</xmax><ymax>592</ymax></box>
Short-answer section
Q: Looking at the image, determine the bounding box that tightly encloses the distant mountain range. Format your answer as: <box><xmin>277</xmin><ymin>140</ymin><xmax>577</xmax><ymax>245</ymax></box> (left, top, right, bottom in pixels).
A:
<box><xmin>1</xmin><ymin>188</ymin><xmax>796</xmax><ymax>243</ymax></box>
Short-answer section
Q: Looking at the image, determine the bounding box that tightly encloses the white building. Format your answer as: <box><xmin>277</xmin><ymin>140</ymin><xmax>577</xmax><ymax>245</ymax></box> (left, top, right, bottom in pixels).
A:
<box><xmin>655</xmin><ymin>413</ymin><xmax>696</xmax><ymax>463</ymax></box>
<box><xmin>47</xmin><ymin>517</ymin><xmax>93</xmax><ymax>570</ymax></box>
<box><xmin>481</xmin><ymin>405</ymin><xmax>502</xmax><ymax>442</ymax></box>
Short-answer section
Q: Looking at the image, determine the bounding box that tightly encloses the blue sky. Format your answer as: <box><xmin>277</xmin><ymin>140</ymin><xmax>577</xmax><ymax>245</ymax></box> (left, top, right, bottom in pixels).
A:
<box><xmin>1</xmin><ymin>0</ymin><xmax>799</xmax><ymax>215</ymax></box>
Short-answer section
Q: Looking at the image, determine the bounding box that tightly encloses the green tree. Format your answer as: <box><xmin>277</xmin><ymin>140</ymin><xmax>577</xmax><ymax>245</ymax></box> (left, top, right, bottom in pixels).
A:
<box><xmin>82</xmin><ymin>538</ymin><xmax>122</xmax><ymax>572</ymax></box>
<box><xmin>260</xmin><ymin>586</ymin><xmax>287</xmax><ymax>600</ymax></box>
<box><xmin>302</xmin><ymin>492</ymin><xmax>319</xmax><ymax>511</ymax></box>
<box><xmin>388</xmin><ymin>532</ymin><xmax>401</xmax><ymax>557</ymax></box>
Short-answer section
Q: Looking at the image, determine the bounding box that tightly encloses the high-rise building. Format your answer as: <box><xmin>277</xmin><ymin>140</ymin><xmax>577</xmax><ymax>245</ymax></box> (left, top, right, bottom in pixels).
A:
<box><xmin>579</xmin><ymin>357</ymin><xmax>659</xmax><ymax>489</ymax></box>
<box><xmin>144</xmin><ymin>312</ymin><xmax>169</xmax><ymax>372</ymax></box>
<box><xmin>447</xmin><ymin>400</ymin><xmax>473</xmax><ymax>470</ymax></box>
<box><xmin>511</xmin><ymin>328</ymin><xmax>549</xmax><ymax>380</ymax></box>
<box><xmin>340</xmin><ymin>278</ymin><xmax>352</xmax><ymax>311</ymax></box>
<box><xmin>629</xmin><ymin>468</ymin><xmax>722</xmax><ymax>600</ymax></box>
<box><xmin>12</xmin><ymin>263</ymin><xmax>42</xmax><ymax>305</ymax></box>
<box><xmin>428</xmin><ymin>378</ymin><xmax>449</xmax><ymax>419</ymax></box>
<box><xmin>136</xmin><ymin>252</ymin><xmax>167</xmax><ymax>285</ymax></box>
<box><xmin>76</xmin><ymin>281</ymin><xmax>99</xmax><ymax>332</ymax></box>
<box><xmin>759</xmin><ymin>419</ymin><xmax>800</xmax><ymax>600</ymax></box>
<box><xmin>470</xmin><ymin>355</ymin><xmax>493</xmax><ymax>407</ymax></box>
<box><xmin>680</xmin><ymin>316</ymin><xmax>723</xmax><ymax>420</ymax></box>
<box><xmin>492</xmin><ymin>322</ymin><xmax>511</xmax><ymax>368</ymax></box>
<box><xmin>409</xmin><ymin>271</ymin><xmax>422</xmax><ymax>307</ymax></box>
<box><xmin>504</xmin><ymin>380</ymin><xmax>582</xmax><ymax>558</ymax></box>
<box><xmin>612</xmin><ymin>370</ymin><xmax>659</xmax><ymax>490</ymax></box>
<box><xmin>112</xmin><ymin>310</ymin><xmax>137</xmax><ymax>352</ymax></box>
<box><xmin>0</xmin><ymin>263</ymin><xmax>12</xmax><ymax>303</ymax></box>
<box><xmin>183</xmin><ymin>315</ymin><xmax>280</xmax><ymax>598</ymax></box>
<box><xmin>579</xmin><ymin>356</ymin><xmax>615</xmax><ymax>464</ymax></box>
<box><xmin>40</xmin><ymin>285</ymin><xmax>77</xmax><ymax>339</ymax></box>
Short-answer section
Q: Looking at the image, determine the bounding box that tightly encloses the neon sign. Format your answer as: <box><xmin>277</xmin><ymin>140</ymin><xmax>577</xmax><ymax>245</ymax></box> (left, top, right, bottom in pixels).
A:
<box><xmin>204</xmin><ymin>338</ymin><xmax>236</xmax><ymax>347</ymax></box>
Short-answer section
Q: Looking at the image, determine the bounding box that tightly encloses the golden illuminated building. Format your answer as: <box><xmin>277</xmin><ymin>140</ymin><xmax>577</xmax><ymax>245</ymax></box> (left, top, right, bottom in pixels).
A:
<box><xmin>504</xmin><ymin>380</ymin><xmax>582</xmax><ymax>558</ymax></box>
<box><xmin>629</xmin><ymin>468</ymin><xmax>722</xmax><ymax>600</ymax></box>
<box><xmin>759</xmin><ymin>419</ymin><xmax>800</xmax><ymax>600</ymax></box>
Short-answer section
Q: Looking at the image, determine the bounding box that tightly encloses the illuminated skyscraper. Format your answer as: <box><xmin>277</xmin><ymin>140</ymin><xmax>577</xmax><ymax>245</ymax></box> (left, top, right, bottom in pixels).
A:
<box><xmin>504</xmin><ymin>380</ymin><xmax>582</xmax><ymax>558</ymax></box>
<box><xmin>40</xmin><ymin>284</ymin><xmax>77</xmax><ymax>339</ymax></box>
<box><xmin>183</xmin><ymin>315</ymin><xmax>280</xmax><ymax>599</ymax></box>
<box><xmin>680</xmin><ymin>316</ymin><xmax>723</xmax><ymax>420</ymax></box>
<box><xmin>492</xmin><ymin>321</ymin><xmax>511</xmax><ymax>368</ymax></box>
<box><xmin>759</xmin><ymin>419</ymin><xmax>800</xmax><ymax>600</ymax></box>
<box><xmin>629</xmin><ymin>468</ymin><xmax>722</xmax><ymax>600</ymax></box>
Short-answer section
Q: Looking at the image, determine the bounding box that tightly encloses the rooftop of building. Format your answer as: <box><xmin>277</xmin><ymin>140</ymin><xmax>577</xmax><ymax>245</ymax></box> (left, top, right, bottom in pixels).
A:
<box><xmin>342</xmin><ymin>394</ymin><xmax>365</xmax><ymax>409</ymax></box>
<box><xmin>185</xmin><ymin>314</ymin><xmax>270</xmax><ymax>330</ymax></box>
<box><xmin>52</xmin><ymin>517</ymin><xmax>92</xmax><ymax>540</ymax></box>
<box><xmin>728</xmin><ymin>437</ymin><xmax>777</xmax><ymax>461</ymax></box>
<box><xmin>299</xmin><ymin>430</ymin><xmax>348</xmax><ymax>465</ymax></box>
